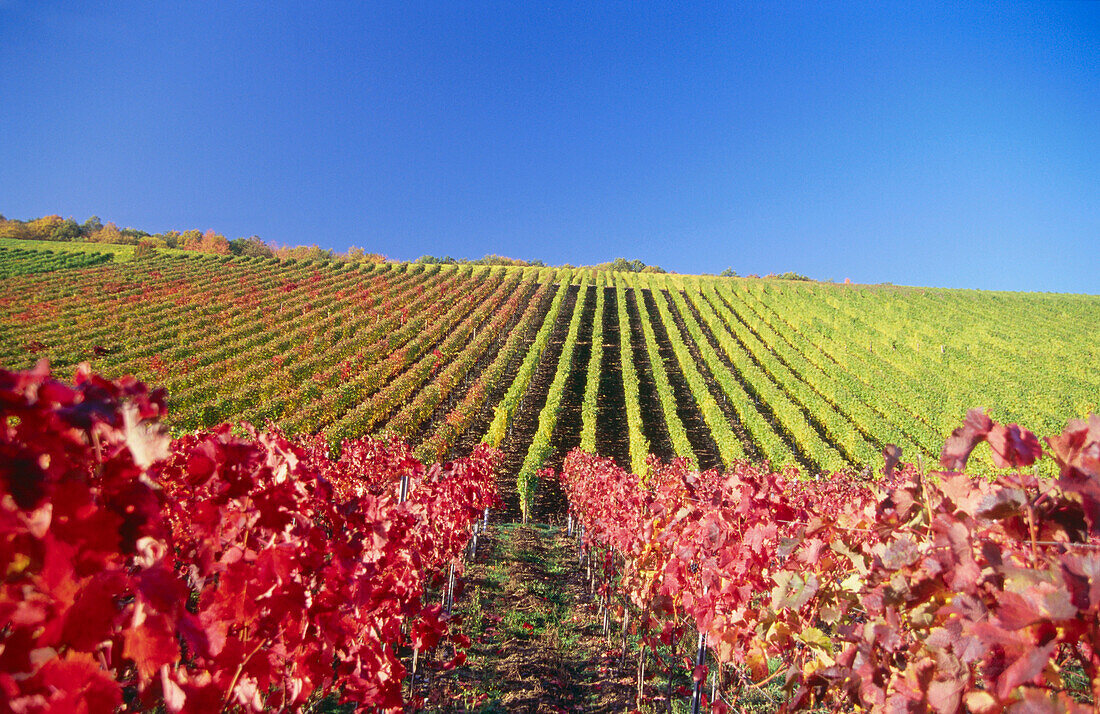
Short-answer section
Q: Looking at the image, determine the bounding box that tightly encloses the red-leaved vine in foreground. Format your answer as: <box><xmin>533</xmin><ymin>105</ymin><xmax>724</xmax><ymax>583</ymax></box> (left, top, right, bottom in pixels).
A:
<box><xmin>559</xmin><ymin>408</ymin><xmax>1100</xmax><ymax>712</ymax></box>
<box><xmin>0</xmin><ymin>361</ymin><xmax>500</xmax><ymax>713</ymax></box>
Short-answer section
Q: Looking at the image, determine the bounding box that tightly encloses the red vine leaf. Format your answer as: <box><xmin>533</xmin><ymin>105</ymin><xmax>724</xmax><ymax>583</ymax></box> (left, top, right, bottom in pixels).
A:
<box><xmin>986</xmin><ymin>423</ymin><xmax>1042</xmax><ymax>470</ymax></box>
<box><xmin>941</xmin><ymin>408</ymin><xmax>994</xmax><ymax>471</ymax></box>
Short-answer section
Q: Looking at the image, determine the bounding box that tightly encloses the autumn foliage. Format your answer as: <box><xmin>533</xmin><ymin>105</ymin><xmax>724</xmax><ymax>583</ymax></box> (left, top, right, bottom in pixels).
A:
<box><xmin>559</xmin><ymin>408</ymin><xmax>1100</xmax><ymax>711</ymax></box>
<box><xmin>0</xmin><ymin>362</ymin><xmax>499</xmax><ymax>713</ymax></box>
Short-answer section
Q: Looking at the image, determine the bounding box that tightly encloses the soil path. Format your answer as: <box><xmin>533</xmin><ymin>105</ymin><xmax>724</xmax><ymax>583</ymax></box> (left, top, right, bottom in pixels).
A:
<box><xmin>405</xmin><ymin>280</ymin><xmax>539</xmax><ymax>450</ymax></box>
<box><xmin>428</xmin><ymin>524</ymin><xmax>636</xmax><ymax>713</ymax></box>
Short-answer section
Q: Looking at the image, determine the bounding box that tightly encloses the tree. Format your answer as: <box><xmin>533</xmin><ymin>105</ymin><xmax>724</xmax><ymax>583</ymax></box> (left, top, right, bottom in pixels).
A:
<box><xmin>25</xmin><ymin>215</ymin><xmax>64</xmax><ymax>241</ymax></box>
<box><xmin>179</xmin><ymin>229</ymin><xmax>203</xmax><ymax>250</ymax></box>
<box><xmin>196</xmin><ymin>229</ymin><xmax>231</xmax><ymax>255</ymax></box>
<box><xmin>180</xmin><ymin>229</ymin><xmax>231</xmax><ymax>254</ymax></box>
<box><xmin>339</xmin><ymin>246</ymin><xmax>385</xmax><ymax>265</ymax></box>
<box><xmin>158</xmin><ymin>230</ymin><xmax>181</xmax><ymax>249</ymax></box>
<box><xmin>0</xmin><ymin>217</ymin><xmax>30</xmax><ymax>240</ymax></box>
<box><xmin>602</xmin><ymin>257</ymin><xmax>662</xmax><ymax>273</ymax></box>
<box><xmin>275</xmin><ymin>244</ymin><xmax>332</xmax><ymax>262</ymax></box>
<box><xmin>415</xmin><ymin>255</ymin><xmax>457</xmax><ymax>264</ymax></box>
<box><xmin>229</xmin><ymin>235</ymin><xmax>274</xmax><ymax>258</ymax></box>
<box><xmin>119</xmin><ymin>227</ymin><xmax>151</xmax><ymax>244</ymax></box>
<box><xmin>80</xmin><ymin>215</ymin><xmax>103</xmax><ymax>236</ymax></box>
<box><xmin>719</xmin><ymin>267</ymin><xmax>738</xmax><ymax>277</ymax></box>
<box><xmin>86</xmin><ymin>222</ymin><xmax>123</xmax><ymax>244</ymax></box>
<box><xmin>50</xmin><ymin>218</ymin><xmax>82</xmax><ymax>242</ymax></box>
<box><xmin>473</xmin><ymin>254</ymin><xmax>534</xmax><ymax>266</ymax></box>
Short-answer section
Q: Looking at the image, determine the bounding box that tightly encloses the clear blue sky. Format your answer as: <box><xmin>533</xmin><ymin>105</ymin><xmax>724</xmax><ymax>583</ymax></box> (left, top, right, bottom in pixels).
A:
<box><xmin>1</xmin><ymin>1</ymin><xmax>1097</xmax><ymax>292</ymax></box>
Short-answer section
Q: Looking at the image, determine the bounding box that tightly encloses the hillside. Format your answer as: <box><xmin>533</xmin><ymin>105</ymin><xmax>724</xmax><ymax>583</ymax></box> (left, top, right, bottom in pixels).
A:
<box><xmin>3</xmin><ymin>242</ymin><xmax>1100</xmax><ymax>711</ymax></box>
<box><xmin>1</xmin><ymin>243</ymin><xmax>1097</xmax><ymax>516</ymax></box>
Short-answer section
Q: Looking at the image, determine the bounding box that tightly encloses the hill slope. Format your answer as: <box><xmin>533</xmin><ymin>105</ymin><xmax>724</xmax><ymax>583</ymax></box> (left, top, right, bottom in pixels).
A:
<box><xmin>1</xmin><ymin>244</ymin><xmax>1096</xmax><ymax>510</ymax></box>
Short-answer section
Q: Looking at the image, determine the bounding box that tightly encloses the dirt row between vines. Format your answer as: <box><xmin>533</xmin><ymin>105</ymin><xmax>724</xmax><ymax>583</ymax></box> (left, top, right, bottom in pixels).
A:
<box><xmin>636</xmin><ymin>288</ymin><xmax>723</xmax><ymax>471</ymax></box>
<box><xmin>534</xmin><ymin>284</ymin><xmax>599</xmax><ymax>523</ymax></box>
<box><xmin>595</xmin><ymin>286</ymin><xmax>631</xmax><ymax>470</ymax></box>
<box><xmin>623</xmin><ymin>287</ymin><xmax>677</xmax><ymax>464</ymax></box>
<box><xmin>714</xmin><ymin>288</ymin><xmax>900</xmax><ymax>460</ymax></box>
<box><xmin>366</xmin><ymin>272</ymin><xmax>519</xmax><ymax>439</ymax></box>
<box><xmin>494</xmin><ymin>284</ymin><xmax>580</xmax><ymax>520</ymax></box>
<box><xmin>454</xmin><ymin>282</ymin><xmax>560</xmax><ymax>461</ymax></box>
<box><xmin>423</xmin><ymin>524</ymin><xmax>638</xmax><ymax>713</ymax></box>
<box><xmin>701</xmin><ymin>288</ymin><xmax>826</xmax><ymax>472</ymax></box>
<box><xmin>403</xmin><ymin>280</ymin><xmax>541</xmax><ymax>451</ymax></box>
<box><xmin>662</xmin><ymin>288</ymin><xmax>765</xmax><ymax>463</ymax></box>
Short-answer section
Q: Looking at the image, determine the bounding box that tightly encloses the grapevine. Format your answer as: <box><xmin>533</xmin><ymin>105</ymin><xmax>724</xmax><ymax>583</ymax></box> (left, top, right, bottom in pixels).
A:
<box><xmin>0</xmin><ymin>362</ymin><xmax>500</xmax><ymax>713</ymax></box>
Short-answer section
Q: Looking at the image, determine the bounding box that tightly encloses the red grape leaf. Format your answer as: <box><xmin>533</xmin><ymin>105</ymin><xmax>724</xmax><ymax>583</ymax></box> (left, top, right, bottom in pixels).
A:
<box><xmin>878</xmin><ymin>536</ymin><xmax>920</xmax><ymax>571</ymax></box>
<box><xmin>1045</xmin><ymin>414</ymin><xmax>1100</xmax><ymax>479</ymax></box>
<box><xmin>964</xmin><ymin>691</ymin><xmax>998</xmax><ymax>714</ymax></box>
<box><xmin>975</xmin><ymin>488</ymin><xmax>1027</xmax><ymax>521</ymax></box>
<box><xmin>938</xmin><ymin>472</ymin><xmax>986</xmax><ymax>517</ymax></box>
<box><xmin>744</xmin><ymin>522</ymin><xmax>776</xmax><ymax>554</ymax></box>
<box><xmin>941</xmin><ymin>408</ymin><xmax>994</xmax><ymax>471</ymax></box>
<box><xmin>986</xmin><ymin>423</ymin><xmax>1042</xmax><ymax>470</ymax></box>
<box><xmin>161</xmin><ymin>665</ymin><xmax>187</xmax><ymax>713</ymax></box>
<box><xmin>61</xmin><ymin>572</ymin><xmax>127</xmax><ymax>651</ymax></box>
<box><xmin>994</xmin><ymin>584</ymin><xmax>1076</xmax><ymax>630</ymax></box>
<box><xmin>122</xmin><ymin>612</ymin><xmax>179</xmax><ymax>681</ymax></box>
<box><xmin>995</xmin><ymin>641</ymin><xmax>1056</xmax><ymax>700</ymax></box>
<box><xmin>136</xmin><ymin>563</ymin><xmax>188</xmax><ymax>616</ymax></box>
<box><xmin>1061</xmin><ymin>553</ymin><xmax>1100</xmax><ymax>610</ymax></box>
<box><xmin>37</xmin><ymin>651</ymin><xmax>123</xmax><ymax>714</ymax></box>
<box><xmin>771</xmin><ymin>571</ymin><xmax>819</xmax><ymax>610</ymax></box>
<box><xmin>926</xmin><ymin>652</ymin><xmax>966</xmax><ymax>714</ymax></box>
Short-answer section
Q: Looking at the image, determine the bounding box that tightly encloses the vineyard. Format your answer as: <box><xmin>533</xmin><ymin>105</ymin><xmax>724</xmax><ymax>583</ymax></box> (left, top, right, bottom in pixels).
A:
<box><xmin>2</xmin><ymin>244</ymin><xmax>1100</xmax><ymax>712</ymax></box>
<box><xmin>1</xmin><ymin>246</ymin><xmax>1096</xmax><ymax>495</ymax></box>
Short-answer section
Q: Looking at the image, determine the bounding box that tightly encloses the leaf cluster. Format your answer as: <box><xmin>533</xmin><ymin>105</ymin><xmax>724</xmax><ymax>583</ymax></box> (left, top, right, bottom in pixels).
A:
<box><xmin>0</xmin><ymin>362</ymin><xmax>500</xmax><ymax>713</ymax></box>
<box><xmin>557</xmin><ymin>407</ymin><xmax>1100</xmax><ymax>711</ymax></box>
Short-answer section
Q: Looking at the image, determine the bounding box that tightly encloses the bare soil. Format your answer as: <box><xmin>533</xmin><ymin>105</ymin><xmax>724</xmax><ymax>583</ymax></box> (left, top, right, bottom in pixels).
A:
<box><xmin>405</xmin><ymin>280</ymin><xmax>539</xmax><ymax>450</ymax></box>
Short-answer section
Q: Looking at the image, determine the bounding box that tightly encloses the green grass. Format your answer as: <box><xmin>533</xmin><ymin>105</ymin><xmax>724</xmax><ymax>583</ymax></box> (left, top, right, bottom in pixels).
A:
<box><xmin>0</xmin><ymin>237</ymin><xmax>194</xmax><ymax>261</ymax></box>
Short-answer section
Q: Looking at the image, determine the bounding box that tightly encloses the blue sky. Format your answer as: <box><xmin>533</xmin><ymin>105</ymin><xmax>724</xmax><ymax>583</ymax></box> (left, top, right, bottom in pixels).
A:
<box><xmin>1</xmin><ymin>1</ymin><xmax>1097</xmax><ymax>292</ymax></box>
